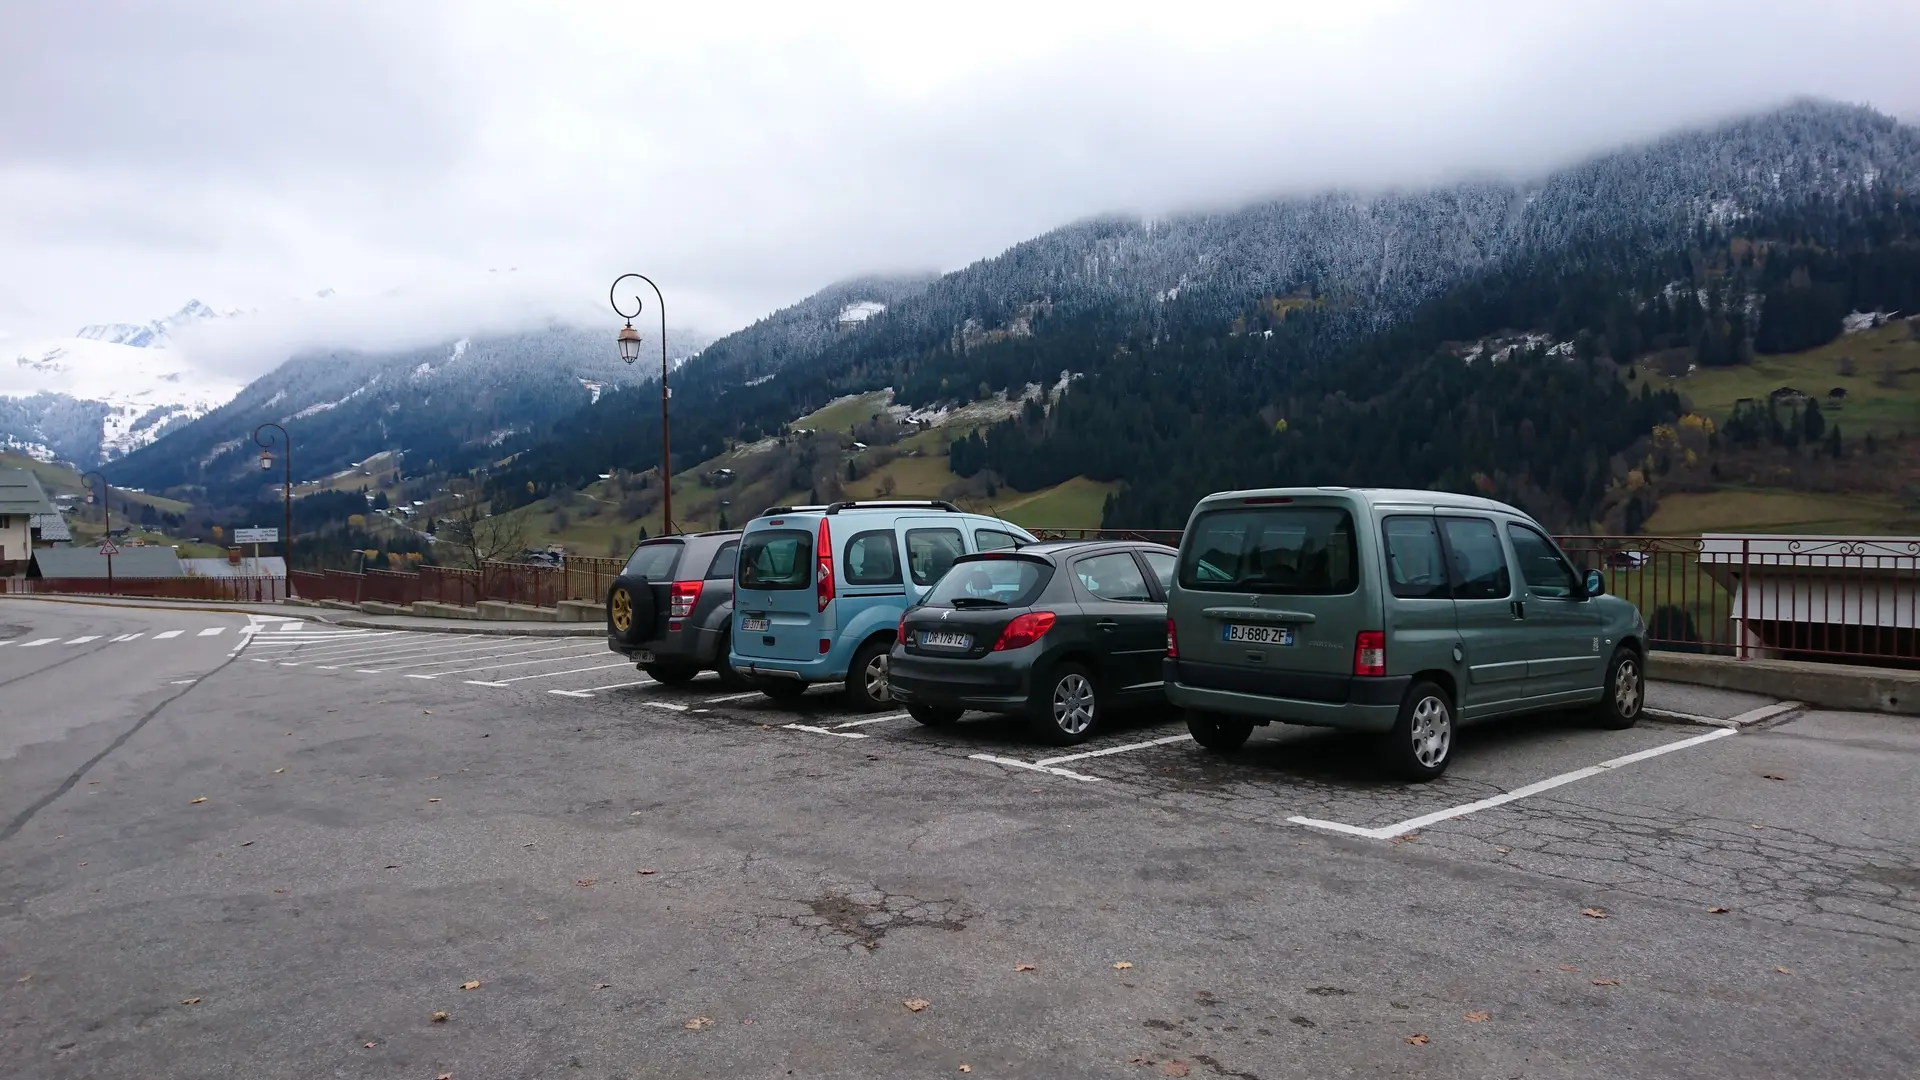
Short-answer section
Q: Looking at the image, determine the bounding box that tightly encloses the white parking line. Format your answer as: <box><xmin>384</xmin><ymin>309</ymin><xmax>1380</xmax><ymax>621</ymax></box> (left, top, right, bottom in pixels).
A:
<box><xmin>968</xmin><ymin>753</ymin><xmax>1101</xmax><ymax>782</ymax></box>
<box><xmin>834</xmin><ymin>712</ymin><xmax>911</xmax><ymax>729</ymax></box>
<box><xmin>153</xmin><ymin>630</ymin><xmax>183</xmax><ymax>639</ymax></box>
<box><xmin>465</xmin><ymin>662</ymin><xmax>631</xmax><ymax>687</ymax></box>
<box><xmin>401</xmin><ymin>646</ymin><xmax>608</xmax><ymax>679</ymax></box>
<box><xmin>1287</xmin><ymin>727</ymin><xmax>1740</xmax><ymax>840</ymax></box>
<box><xmin>374</xmin><ymin>641</ymin><xmax>596</xmax><ymax>674</ymax></box>
<box><xmin>64</xmin><ymin>635</ymin><xmax>102</xmax><ymax>644</ymax></box>
<box><xmin>18</xmin><ymin>638</ymin><xmax>58</xmax><ymax>648</ymax></box>
<box><xmin>548</xmin><ymin>679</ymin><xmax>656</xmax><ymax>698</ymax></box>
<box><xmin>1033</xmin><ymin>733</ymin><xmax>1193</xmax><ymax>766</ymax></box>
<box><xmin>784</xmin><ymin>723</ymin><xmax>871</xmax><ymax>739</ymax></box>
<box><xmin>701</xmin><ymin>691</ymin><xmax>762</xmax><ymax>704</ymax></box>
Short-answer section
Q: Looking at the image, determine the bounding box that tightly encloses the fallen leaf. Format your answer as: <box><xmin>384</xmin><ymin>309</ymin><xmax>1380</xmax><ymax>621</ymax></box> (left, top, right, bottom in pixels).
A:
<box><xmin>1014</xmin><ymin>963</ymin><xmax>1036</xmax><ymax>972</ymax></box>
<box><xmin>239</xmin><ymin>841</ymin><xmax>253</xmax><ymax>848</ymax></box>
<box><xmin>1775</xmin><ymin>966</ymin><xmax>1793</xmax><ymax>975</ymax></box>
<box><xmin>1161</xmin><ymin>1062</ymin><xmax>1190</xmax><ymax>1077</ymax></box>
<box><xmin>273</xmin><ymin>768</ymin><xmax>285</xmax><ymax>774</ymax></box>
<box><xmin>1761</xmin><ymin>773</ymin><xmax>1786</xmax><ymax>781</ymax></box>
<box><xmin>1708</xmin><ymin>907</ymin><xmax>1729</xmax><ymax>914</ymax></box>
<box><xmin>1112</xmin><ymin>961</ymin><xmax>1133</xmax><ymax>970</ymax></box>
<box><xmin>423</xmin><ymin>710</ymin><xmax>433</xmax><ymax>715</ymax></box>
<box><xmin>273</xmin><ymin>889</ymin><xmax>290</xmax><ymax>895</ymax></box>
<box><xmin>1752</xmin><ymin>824</ymin><xmax>1765</xmax><ymax>830</ymax></box>
<box><xmin>78</xmin><ymin>861</ymin><xmax>87</xmax><ymax>866</ymax></box>
<box><xmin>1558</xmin><ymin>964</ymin><xmax>1579</xmax><ymax>972</ymax></box>
<box><xmin>637</xmin><ymin>868</ymin><xmax>658</xmax><ymax>875</ymax></box>
<box><xmin>427</xmin><ymin>798</ymin><xmax>441</xmax><ymax>803</ymax></box>
<box><xmin>1591</xmin><ymin>978</ymin><xmax>1619</xmax><ymax>986</ymax></box>
<box><xmin>1494</xmin><ymin>846</ymin><xmax>1512</xmax><ymax>854</ymax></box>
<box><xmin>1463</xmin><ymin>1010</ymin><xmax>1489</xmax><ymax>1022</ymax></box>
<box><xmin>595</xmin><ymin>983</ymin><xmax>612</xmax><ymax>990</ymax></box>
<box><xmin>384</xmin><ymin>864</ymin><xmax>400</xmax><ymax>870</ymax></box>
<box><xmin>431</xmin><ymin>1011</ymin><xmax>449</xmax><ymax>1023</ymax></box>
<box><xmin>364</xmin><ymin>1042</ymin><xmax>377</xmax><ymax>1049</ymax></box>
<box><xmin>960</xmin><ymin>1067</ymin><xmax>971</xmax><ymax>1074</ymax></box>
<box><xmin>1391</xmin><ymin>833</ymin><xmax>1418</xmax><ymax>843</ymax></box>
<box><xmin>459</xmin><ymin>980</ymin><xmax>481</xmax><ymax>990</ymax></box>
<box><xmin>576</xmin><ymin>879</ymin><xmax>595</xmax><ymax>887</ymax></box>
<box><xmin>903</xmin><ymin>999</ymin><xmax>930</xmax><ymax>1012</ymax></box>
<box><xmin>684</xmin><ymin>1016</ymin><xmax>713</xmax><ymax>1029</ymax></box>
<box><xmin>1407</xmin><ymin>1033</ymin><xmax>1430</xmax><ymax>1046</ymax></box>
<box><xmin>1130</xmin><ymin>1057</ymin><xmax>1153</xmax><ymax>1066</ymax></box>
<box><xmin>189</xmin><ymin>797</ymin><xmax>208</xmax><ymax>805</ymax></box>
<box><xmin>437</xmin><ymin>1075</ymin><xmax>452</xmax><ymax>1080</ymax></box>
<box><xmin>181</xmin><ymin>997</ymin><xmax>201</xmax><ymax>1005</ymax></box>
<box><xmin>1581</xmin><ymin>908</ymin><xmax>1610</xmax><ymax>919</ymax></box>
<box><xmin>14</xmin><ymin>974</ymin><xmax>30</xmax><ymax>983</ymax></box>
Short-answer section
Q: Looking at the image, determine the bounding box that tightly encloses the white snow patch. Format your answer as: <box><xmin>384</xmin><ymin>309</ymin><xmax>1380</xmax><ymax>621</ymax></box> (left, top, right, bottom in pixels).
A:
<box><xmin>837</xmin><ymin>301</ymin><xmax>886</xmax><ymax>326</ymax></box>
<box><xmin>745</xmin><ymin>373</ymin><xmax>776</xmax><ymax>387</ymax></box>
<box><xmin>1842</xmin><ymin>310</ymin><xmax>1897</xmax><ymax>334</ymax></box>
<box><xmin>578</xmin><ymin>378</ymin><xmax>606</xmax><ymax>404</ymax></box>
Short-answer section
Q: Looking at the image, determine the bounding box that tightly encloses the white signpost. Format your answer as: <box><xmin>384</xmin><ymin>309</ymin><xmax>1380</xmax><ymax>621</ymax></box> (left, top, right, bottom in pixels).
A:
<box><xmin>233</xmin><ymin>528</ymin><xmax>279</xmax><ymax>545</ymax></box>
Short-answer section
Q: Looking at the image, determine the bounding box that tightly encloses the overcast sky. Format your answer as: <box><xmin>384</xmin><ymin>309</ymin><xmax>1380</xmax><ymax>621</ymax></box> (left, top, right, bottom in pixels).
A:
<box><xmin>3</xmin><ymin>0</ymin><xmax>1917</xmax><ymax>376</ymax></box>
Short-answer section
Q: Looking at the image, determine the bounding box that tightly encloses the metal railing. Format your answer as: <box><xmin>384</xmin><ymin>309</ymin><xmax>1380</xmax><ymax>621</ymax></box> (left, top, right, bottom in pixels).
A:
<box><xmin>1029</xmin><ymin>527</ymin><xmax>1184</xmax><ymax>545</ymax></box>
<box><xmin>3</xmin><ymin>576</ymin><xmax>286</xmax><ymax>602</ymax></box>
<box><xmin>1555</xmin><ymin>535</ymin><xmax>1918</xmax><ymax>667</ymax></box>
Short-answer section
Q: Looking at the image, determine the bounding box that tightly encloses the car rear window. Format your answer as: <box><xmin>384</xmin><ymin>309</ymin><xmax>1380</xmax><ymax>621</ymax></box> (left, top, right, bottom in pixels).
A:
<box><xmin>622</xmin><ymin>541</ymin><xmax>684</xmax><ymax>581</ymax></box>
<box><xmin>923</xmin><ymin>557</ymin><xmax>1051</xmax><ymax>608</ymax></box>
<box><xmin>738</xmin><ymin>529</ymin><xmax>812</xmax><ymax>590</ymax></box>
<box><xmin>1178</xmin><ymin>506</ymin><xmax>1358</xmax><ymax>594</ymax></box>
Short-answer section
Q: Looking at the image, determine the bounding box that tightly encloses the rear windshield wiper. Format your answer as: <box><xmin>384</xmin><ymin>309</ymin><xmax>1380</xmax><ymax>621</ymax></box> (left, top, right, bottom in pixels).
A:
<box><xmin>949</xmin><ymin>597</ymin><xmax>1010</xmax><ymax>608</ymax></box>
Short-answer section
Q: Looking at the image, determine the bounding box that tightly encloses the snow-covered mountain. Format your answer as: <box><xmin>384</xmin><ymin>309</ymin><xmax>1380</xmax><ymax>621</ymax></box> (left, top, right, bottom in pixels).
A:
<box><xmin>2</xmin><ymin>302</ymin><xmax>246</xmax><ymax>463</ymax></box>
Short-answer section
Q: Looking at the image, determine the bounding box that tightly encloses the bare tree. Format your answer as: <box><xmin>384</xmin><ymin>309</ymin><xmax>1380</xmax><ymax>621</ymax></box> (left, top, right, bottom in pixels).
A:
<box><xmin>440</xmin><ymin>482</ymin><xmax>529</xmax><ymax>573</ymax></box>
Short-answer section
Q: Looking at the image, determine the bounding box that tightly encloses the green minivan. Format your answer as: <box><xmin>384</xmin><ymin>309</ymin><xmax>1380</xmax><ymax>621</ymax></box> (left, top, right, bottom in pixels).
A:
<box><xmin>1163</xmin><ymin>487</ymin><xmax>1647</xmax><ymax>780</ymax></box>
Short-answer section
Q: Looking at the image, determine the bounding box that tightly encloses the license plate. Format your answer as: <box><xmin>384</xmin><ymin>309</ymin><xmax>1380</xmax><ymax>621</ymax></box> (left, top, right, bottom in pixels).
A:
<box><xmin>741</xmin><ymin>616</ymin><xmax>769</xmax><ymax>633</ymax></box>
<box><xmin>635</xmin><ymin>650</ymin><xmax>654</xmax><ymax>664</ymax></box>
<box><xmin>1224</xmin><ymin>623</ymin><xmax>1294</xmax><ymax>646</ymax></box>
<box><xmin>918</xmin><ymin>630</ymin><xmax>971</xmax><ymax>649</ymax></box>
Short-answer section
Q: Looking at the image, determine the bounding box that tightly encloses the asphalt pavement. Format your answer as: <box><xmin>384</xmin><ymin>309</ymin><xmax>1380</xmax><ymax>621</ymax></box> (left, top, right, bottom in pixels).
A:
<box><xmin>3</xmin><ymin>597</ymin><xmax>1916</xmax><ymax>1079</ymax></box>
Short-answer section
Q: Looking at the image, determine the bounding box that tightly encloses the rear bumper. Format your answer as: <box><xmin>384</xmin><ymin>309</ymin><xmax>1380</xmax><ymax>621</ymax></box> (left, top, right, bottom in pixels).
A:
<box><xmin>608</xmin><ymin>622</ymin><xmax>722</xmax><ymax>665</ymax></box>
<box><xmin>888</xmin><ymin>649</ymin><xmax>1035</xmax><ymax>713</ymax></box>
<box><xmin>1162</xmin><ymin>659</ymin><xmax>1407</xmax><ymax>734</ymax></box>
<box><xmin>730</xmin><ymin>653</ymin><xmax>850</xmax><ymax>684</ymax></box>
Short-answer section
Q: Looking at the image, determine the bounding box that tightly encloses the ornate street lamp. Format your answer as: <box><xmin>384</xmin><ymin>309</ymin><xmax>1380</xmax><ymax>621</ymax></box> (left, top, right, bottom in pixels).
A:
<box><xmin>81</xmin><ymin>470</ymin><xmax>113</xmax><ymax>590</ymax></box>
<box><xmin>253</xmin><ymin>422</ymin><xmax>294</xmax><ymax>592</ymax></box>
<box><xmin>610</xmin><ymin>273</ymin><xmax>673</xmax><ymax>535</ymax></box>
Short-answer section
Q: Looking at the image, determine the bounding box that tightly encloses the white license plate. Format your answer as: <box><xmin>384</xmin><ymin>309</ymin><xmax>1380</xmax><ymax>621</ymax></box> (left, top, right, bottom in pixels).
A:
<box><xmin>634</xmin><ymin>650</ymin><xmax>654</xmax><ymax>664</ymax></box>
<box><xmin>1225</xmin><ymin>623</ymin><xmax>1294</xmax><ymax>646</ymax></box>
<box><xmin>918</xmin><ymin>630</ymin><xmax>971</xmax><ymax>649</ymax></box>
<box><xmin>741</xmin><ymin>616</ymin><xmax>769</xmax><ymax>633</ymax></box>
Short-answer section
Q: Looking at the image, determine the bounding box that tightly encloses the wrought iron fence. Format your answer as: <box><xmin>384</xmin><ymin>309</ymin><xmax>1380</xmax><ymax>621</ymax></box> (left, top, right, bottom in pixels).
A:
<box><xmin>1029</xmin><ymin>527</ymin><xmax>1184</xmax><ymax>545</ymax></box>
<box><xmin>1555</xmin><ymin>535</ymin><xmax>1918</xmax><ymax>667</ymax></box>
<box><xmin>3</xmin><ymin>576</ymin><xmax>286</xmax><ymax>601</ymax></box>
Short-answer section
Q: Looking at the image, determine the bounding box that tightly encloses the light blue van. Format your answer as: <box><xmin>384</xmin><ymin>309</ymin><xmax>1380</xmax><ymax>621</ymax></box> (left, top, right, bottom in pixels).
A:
<box><xmin>730</xmin><ymin>500</ymin><xmax>1038</xmax><ymax>709</ymax></box>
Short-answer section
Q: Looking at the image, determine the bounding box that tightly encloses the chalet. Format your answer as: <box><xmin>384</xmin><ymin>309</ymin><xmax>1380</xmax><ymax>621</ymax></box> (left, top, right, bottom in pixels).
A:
<box><xmin>1</xmin><ymin>469</ymin><xmax>56</xmax><ymax>573</ymax></box>
<box><xmin>1768</xmin><ymin>386</ymin><xmax>1809</xmax><ymax>406</ymax></box>
<box><xmin>1828</xmin><ymin>387</ymin><xmax>1848</xmax><ymax>405</ymax></box>
<box><xmin>29</xmin><ymin>512</ymin><xmax>71</xmax><ymax>547</ymax></box>
<box><xmin>1698</xmin><ymin>534</ymin><xmax>1917</xmax><ymax>665</ymax></box>
<box><xmin>29</xmin><ymin>546</ymin><xmax>184</xmax><ymax>580</ymax></box>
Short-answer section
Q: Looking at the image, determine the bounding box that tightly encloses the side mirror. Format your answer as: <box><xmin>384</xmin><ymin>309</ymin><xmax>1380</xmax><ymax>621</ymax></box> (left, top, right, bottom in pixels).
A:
<box><xmin>1584</xmin><ymin>569</ymin><xmax>1606</xmax><ymax>598</ymax></box>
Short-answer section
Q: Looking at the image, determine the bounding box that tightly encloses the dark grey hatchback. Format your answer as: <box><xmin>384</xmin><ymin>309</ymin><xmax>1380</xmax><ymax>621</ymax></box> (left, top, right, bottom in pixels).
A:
<box><xmin>887</xmin><ymin>540</ymin><xmax>1178</xmax><ymax>745</ymax></box>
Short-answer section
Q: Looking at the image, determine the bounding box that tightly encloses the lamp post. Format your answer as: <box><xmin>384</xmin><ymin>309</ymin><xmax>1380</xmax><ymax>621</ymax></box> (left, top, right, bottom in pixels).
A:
<box><xmin>81</xmin><ymin>470</ymin><xmax>113</xmax><ymax>591</ymax></box>
<box><xmin>610</xmin><ymin>273</ymin><xmax>673</xmax><ymax>535</ymax></box>
<box><xmin>253</xmin><ymin>423</ymin><xmax>294</xmax><ymax>590</ymax></box>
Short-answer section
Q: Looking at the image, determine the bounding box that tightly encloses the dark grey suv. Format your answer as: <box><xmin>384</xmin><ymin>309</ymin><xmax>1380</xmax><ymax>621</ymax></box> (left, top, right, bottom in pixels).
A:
<box><xmin>605</xmin><ymin>531</ymin><xmax>744</xmax><ymax>685</ymax></box>
<box><xmin>887</xmin><ymin>540</ymin><xmax>1178</xmax><ymax>745</ymax></box>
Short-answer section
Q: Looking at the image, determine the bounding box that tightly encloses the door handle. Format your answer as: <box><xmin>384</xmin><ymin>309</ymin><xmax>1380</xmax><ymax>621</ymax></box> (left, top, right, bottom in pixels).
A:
<box><xmin>1510</xmin><ymin>600</ymin><xmax>1526</xmax><ymax>620</ymax></box>
<box><xmin>1097</xmin><ymin>619</ymin><xmax>1119</xmax><ymax>630</ymax></box>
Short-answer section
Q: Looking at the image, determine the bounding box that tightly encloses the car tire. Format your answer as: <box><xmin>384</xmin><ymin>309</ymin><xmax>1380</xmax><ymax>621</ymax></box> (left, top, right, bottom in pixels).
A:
<box><xmin>1030</xmin><ymin>662</ymin><xmax>1099</xmax><ymax>746</ymax></box>
<box><xmin>844</xmin><ymin>637</ymin><xmax>894</xmax><ymax>711</ymax></box>
<box><xmin>908</xmin><ymin>704</ymin><xmax>964</xmax><ymax>727</ymax></box>
<box><xmin>1381</xmin><ymin>679</ymin><xmax>1454</xmax><ymax>782</ymax></box>
<box><xmin>642</xmin><ymin>662</ymin><xmax>699</xmax><ymax>686</ymax></box>
<box><xmin>1186</xmin><ymin>710</ymin><xmax>1254</xmax><ymax>753</ymax></box>
<box><xmin>758</xmin><ymin>679</ymin><xmax>808</xmax><ymax>703</ymax></box>
<box><xmin>1592</xmin><ymin>646</ymin><xmax>1644</xmax><ymax>730</ymax></box>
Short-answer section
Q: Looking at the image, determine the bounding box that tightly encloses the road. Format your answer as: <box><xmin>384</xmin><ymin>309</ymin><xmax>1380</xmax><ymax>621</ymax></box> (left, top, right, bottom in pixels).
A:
<box><xmin>2</xmin><ymin>597</ymin><xmax>1916</xmax><ymax>1079</ymax></box>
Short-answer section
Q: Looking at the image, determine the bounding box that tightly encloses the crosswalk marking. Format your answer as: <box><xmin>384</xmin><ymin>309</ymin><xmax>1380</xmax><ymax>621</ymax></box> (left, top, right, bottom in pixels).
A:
<box><xmin>197</xmin><ymin>627</ymin><xmax>226</xmax><ymax>637</ymax></box>
<box><xmin>110</xmin><ymin>633</ymin><xmax>144</xmax><ymax>642</ymax></box>
<box><xmin>153</xmin><ymin>630</ymin><xmax>183</xmax><ymax>640</ymax></box>
<box><xmin>64</xmin><ymin>635</ymin><xmax>102</xmax><ymax>644</ymax></box>
<box><xmin>19</xmin><ymin>638</ymin><xmax>58</xmax><ymax>647</ymax></box>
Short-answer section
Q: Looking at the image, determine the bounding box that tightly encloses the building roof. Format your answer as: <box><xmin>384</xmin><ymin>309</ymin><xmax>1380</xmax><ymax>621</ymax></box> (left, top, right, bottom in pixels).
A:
<box><xmin>30</xmin><ymin>512</ymin><xmax>71</xmax><ymax>541</ymax></box>
<box><xmin>30</xmin><ymin>546</ymin><xmax>183</xmax><ymax>579</ymax></box>
<box><xmin>180</xmin><ymin>556</ymin><xmax>286</xmax><ymax>579</ymax></box>
<box><xmin>0</xmin><ymin>469</ymin><xmax>57</xmax><ymax>517</ymax></box>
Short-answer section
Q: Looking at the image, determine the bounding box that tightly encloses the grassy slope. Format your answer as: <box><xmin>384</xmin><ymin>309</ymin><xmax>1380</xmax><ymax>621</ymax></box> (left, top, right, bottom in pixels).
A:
<box><xmin>1652</xmin><ymin>321</ymin><xmax>1920</xmax><ymax>437</ymax></box>
<box><xmin>1</xmin><ymin>452</ymin><xmax>193</xmax><ymax>514</ymax></box>
<box><xmin>1645</xmin><ymin>488</ymin><xmax>1920</xmax><ymax>536</ymax></box>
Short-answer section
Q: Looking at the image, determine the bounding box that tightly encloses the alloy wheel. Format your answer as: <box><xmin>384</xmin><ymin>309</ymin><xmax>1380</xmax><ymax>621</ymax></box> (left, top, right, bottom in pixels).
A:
<box><xmin>865</xmin><ymin>652</ymin><xmax>891</xmax><ymax>703</ymax></box>
<box><xmin>1051</xmin><ymin>673</ymin><xmax>1096</xmax><ymax>735</ymax></box>
<box><xmin>1409</xmin><ymin>694</ymin><xmax>1451</xmax><ymax>769</ymax></box>
<box><xmin>609</xmin><ymin>588</ymin><xmax>632</xmax><ymax>633</ymax></box>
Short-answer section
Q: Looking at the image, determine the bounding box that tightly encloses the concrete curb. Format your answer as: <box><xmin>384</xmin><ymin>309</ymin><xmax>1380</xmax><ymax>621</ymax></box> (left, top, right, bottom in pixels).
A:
<box><xmin>332</xmin><ymin>618</ymin><xmax>601</xmax><ymax>637</ymax></box>
<box><xmin>1651</xmin><ymin>652</ymin><xmax>1917</xmax><ymax>716</ymax></box>
<box><xmin>1646</xmin><ymin>701</ymin><xmax>1804</xmax><ymax>729</ymax></box>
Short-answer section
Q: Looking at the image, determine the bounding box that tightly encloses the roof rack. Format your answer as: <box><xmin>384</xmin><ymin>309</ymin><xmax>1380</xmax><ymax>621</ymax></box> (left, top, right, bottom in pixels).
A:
<box><xmin>824</xmin><ymin>500</ymin><xmax>961</xmax><ymax>516</ymax></box>
<box><xmin>757</xmin><ymin>504</ymin><xmax>829</xmax><ymax>517</ymax></box>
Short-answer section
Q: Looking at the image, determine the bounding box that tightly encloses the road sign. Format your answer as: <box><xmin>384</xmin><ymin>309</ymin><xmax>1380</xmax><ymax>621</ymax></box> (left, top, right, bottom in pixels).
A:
<box><xmin>98</xmin><ymin>540</ymin><xmax>119</xmax><ymax>556</ymax></box>
<box><xmin>234</xmin><ymin>527</ymin><xmax>279</xmax><ymax>544</ymax></box>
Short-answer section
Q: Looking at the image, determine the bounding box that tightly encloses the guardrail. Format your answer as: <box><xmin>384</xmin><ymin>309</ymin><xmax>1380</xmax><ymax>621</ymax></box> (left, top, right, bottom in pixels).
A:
<box><xmin>1556</xmin><ymin>535</ymin><xmax>1918</xmax><ymax>667</ymax></box>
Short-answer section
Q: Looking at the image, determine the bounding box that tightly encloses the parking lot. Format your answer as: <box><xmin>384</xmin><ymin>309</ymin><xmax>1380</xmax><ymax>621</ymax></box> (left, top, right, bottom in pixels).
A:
<box><xmin>5</xmin><ymin>599</ymin><xmax>1919</xmax><ymax>1078</ymax></box>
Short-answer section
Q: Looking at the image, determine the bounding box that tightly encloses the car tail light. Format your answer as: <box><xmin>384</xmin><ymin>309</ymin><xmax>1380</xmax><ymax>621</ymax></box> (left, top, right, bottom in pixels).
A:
<box><xmin>897</xmin><ymin>613</ymin><xmax>909</xmax><ymax>642</ymax></box>
<box><xmin>669</xmin><ymin>580</ymin><xmax>703</xmax><ymax>619</ymax></box>
<box><xmin>1166</xmin><ymin>617</ymin><xmax>1179</xmax><ymax>658</ymax></box>
<box><xmin>1354</xmin><ymin>631</ymin><xmax>1386</xmax><ymax>676</ymax></box>
<box><xmin>815</xmin><ymin>517</ymin><xmax>834</xmax><ymax>612</ymax></box>
<box><xmin>993</xmin><ymin>611</ymin><xmax>1056</xmax><ymax>651</ymax></box>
